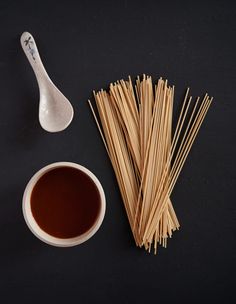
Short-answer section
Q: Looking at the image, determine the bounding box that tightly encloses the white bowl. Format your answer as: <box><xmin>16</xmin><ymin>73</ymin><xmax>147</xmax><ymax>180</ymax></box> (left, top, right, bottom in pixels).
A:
<box><xmin>22</xmin><ymin>162</ymin><xmax>106</xmax><ymax>247</ymax></box>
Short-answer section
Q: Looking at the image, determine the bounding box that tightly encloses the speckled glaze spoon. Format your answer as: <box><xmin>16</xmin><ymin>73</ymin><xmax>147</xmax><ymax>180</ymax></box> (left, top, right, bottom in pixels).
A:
<box><xmin>20</xmin><ymin>32</ymin><xmax>74</xmax><ymax>132</ymax></box>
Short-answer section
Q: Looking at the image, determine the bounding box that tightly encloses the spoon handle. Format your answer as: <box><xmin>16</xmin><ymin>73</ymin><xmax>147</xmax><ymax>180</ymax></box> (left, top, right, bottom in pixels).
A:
<box><xmin>20</xmin><ymin>32</ymin><xmax>49</xmax><ymax>83</ymax></box>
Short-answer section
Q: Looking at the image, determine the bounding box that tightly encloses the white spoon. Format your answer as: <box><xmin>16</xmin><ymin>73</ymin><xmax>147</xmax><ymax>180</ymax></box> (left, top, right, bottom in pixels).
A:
<box><xmin>20</xmin><ymin>32</ymin><xmax>74</xmax><ymax>132</ymax></box>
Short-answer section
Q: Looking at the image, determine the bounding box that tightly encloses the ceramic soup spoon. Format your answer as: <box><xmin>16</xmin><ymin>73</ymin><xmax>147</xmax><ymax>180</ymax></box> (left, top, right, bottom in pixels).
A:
<box><xmin>20</xmin><ymin>32</ymin><xmax>74</xmax><ymax>132</ymax></box>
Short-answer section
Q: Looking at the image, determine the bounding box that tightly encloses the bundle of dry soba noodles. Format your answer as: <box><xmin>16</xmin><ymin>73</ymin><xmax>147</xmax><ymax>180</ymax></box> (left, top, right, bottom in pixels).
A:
<box><xmin>89</xmin><ymin>75</ymin><xmax>212</xmax><ymax>254</ymax></box>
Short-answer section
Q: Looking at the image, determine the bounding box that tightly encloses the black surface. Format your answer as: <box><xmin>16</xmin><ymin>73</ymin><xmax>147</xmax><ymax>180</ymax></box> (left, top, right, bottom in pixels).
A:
<box><xmin>0</xmin><ymin>1</ymin><xmax>235</xmax><ymax>303</ymax></box>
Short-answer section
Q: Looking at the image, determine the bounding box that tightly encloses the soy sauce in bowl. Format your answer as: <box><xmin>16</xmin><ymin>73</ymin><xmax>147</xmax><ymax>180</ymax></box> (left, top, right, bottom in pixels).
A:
<box><xmin>30</xmin><ymin>166</ymin><xmax>101</xmax><ymax>239</ymax></box>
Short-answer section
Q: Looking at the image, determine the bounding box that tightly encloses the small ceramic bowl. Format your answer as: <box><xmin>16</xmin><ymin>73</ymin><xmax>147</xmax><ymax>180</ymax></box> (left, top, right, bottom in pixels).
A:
<box><xmin>22</xmin><ymin>162</ymin><xmax>106</xmax><ymax>247</ymax></box>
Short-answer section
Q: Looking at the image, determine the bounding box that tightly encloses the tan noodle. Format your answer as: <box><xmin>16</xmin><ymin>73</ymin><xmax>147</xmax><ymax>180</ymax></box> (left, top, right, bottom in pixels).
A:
<box><xmin>88</xmin><ymin>75</ymin><xmax>212</xmax><ymax>254</ymax></box>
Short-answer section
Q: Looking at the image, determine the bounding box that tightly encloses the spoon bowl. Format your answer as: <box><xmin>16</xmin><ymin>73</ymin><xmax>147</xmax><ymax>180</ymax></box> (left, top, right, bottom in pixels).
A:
<box><xmin>21</xmin><ymin>32</ymin><xmax>74</xmax><ymax>132</ymax></box>
<box><xmin>39</xmin><ymin>81</ymin><xmax>74</xmax><ymax>132</ymax></box>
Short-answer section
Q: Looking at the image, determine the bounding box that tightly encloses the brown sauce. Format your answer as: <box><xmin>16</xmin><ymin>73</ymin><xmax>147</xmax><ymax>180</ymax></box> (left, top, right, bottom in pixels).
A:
<box><xmin>30</xmin><ymin>166</ymin><xmax>101</xmax><ymax>239</ymax></box>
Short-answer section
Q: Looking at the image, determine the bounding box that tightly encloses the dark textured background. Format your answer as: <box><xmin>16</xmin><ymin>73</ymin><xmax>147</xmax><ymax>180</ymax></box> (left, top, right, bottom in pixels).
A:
<box><xmin>0</xmin><ymin>0</ymin><xmax>235</xmax><ymax>303</ymax></box>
